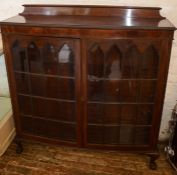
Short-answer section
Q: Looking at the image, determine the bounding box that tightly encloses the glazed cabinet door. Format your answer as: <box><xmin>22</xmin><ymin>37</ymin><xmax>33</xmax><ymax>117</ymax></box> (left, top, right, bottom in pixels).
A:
<box><xmin>85</xmin><ymin>39</ymin><xmax>163</xmax><ymax>150</ymax></box>
<box><xmin>6</xmin><ymin>35</ymin><xmax>81</xmax><ymax>145</ymax></box>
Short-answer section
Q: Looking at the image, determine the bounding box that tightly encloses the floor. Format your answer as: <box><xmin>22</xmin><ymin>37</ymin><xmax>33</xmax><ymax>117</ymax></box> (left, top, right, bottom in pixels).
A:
<box><xmin>0</xmin><ymin>140</ymin><xmax>175</xmax><ymax>175</ymax></box>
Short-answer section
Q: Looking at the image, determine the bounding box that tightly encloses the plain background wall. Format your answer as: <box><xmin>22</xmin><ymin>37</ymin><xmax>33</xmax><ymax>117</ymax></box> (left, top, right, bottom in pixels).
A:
<box><xmin>0</xmin><ymin>0</ymin><xmax>177</xmax><ymax>141</ymax></box>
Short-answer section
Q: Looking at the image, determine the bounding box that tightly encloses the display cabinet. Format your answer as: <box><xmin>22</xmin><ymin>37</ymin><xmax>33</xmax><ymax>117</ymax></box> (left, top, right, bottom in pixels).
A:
<box><xmin>0</xmin><ymin>4</ymin><xmax>176</xmax><ymax>170</ymax></box>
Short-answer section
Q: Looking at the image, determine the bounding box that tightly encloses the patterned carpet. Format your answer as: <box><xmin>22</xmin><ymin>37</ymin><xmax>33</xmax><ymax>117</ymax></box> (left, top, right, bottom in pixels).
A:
<box><xmin>0</xmin><ymin>140</ymin><xmax>175</xmax><ymax>175</ymax></box>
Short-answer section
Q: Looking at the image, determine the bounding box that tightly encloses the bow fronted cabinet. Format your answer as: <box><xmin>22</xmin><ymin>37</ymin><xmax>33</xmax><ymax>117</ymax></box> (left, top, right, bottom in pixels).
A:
<box><xmin>0</xmin><ymin>4</ymin><xmax>176</xmax><ymax>170</ymax></box>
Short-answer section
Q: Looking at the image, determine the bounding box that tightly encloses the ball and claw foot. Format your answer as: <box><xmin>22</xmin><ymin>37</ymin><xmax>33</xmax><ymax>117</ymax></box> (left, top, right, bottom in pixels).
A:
<box><xmin>149</xmin><ymin>159</ymin><xmax>157</xmax><ymax>170</ymax></box>
<box><xmin>148</xmin><ymin>154</ymin><xmax>159</xmax><ymax>170</ymax></box>
<box><xmin>15</xmin><ymin>141</ymin><xmax>23</xmax><ymax>154</ymax></box>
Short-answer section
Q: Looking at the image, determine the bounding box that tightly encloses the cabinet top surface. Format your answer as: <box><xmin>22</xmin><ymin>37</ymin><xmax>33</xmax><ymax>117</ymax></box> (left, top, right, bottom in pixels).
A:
<box><xmin>0</xmin><ymin>4</ymin><xmax>176</xmax><ymax>30</ymax></box>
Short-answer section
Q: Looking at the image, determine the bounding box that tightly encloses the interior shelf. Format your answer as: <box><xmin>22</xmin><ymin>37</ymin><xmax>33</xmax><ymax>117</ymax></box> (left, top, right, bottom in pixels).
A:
<box><xmin>14</xmin><ymin>71</ymin><xmax>75</xmax><ymax>79</ymax></box>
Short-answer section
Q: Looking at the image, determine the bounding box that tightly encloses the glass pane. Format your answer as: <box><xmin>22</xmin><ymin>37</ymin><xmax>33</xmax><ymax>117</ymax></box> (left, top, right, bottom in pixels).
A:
<box><xmin>103</xmin><ymin>126</ymin><xmax>119</xmax><ymax>144</ymax></box>
<box><xmin>123</xmin><ymin>45</ymin><xmax>140</xmax><ymax>78</ymax></box>
<box><xmin>136</xmin><ymin>105</ymin><xmax>153</xmax><ymax>125</ymax></box>
<box><xmin>32</xmin><ymin>97</ymin><xmax>75</xmax><ymax>122</ymax></box>
<box><xmin>18</xmin><ymin>95</ymin><xmax>32</xmax><ymax>115</ymax></box>
<box><xmin>88</xmin><ymin>104</ymin><xmax>103</xmax><ymax>123</ymax></box>
<box><xmin>140</xmin><ymin>46</ymin><xmax>159</xmax><ymax>79</ymax></box>
<box><xmin>139</xmin><ymin>81</ymin><xmax>156</xmax><ymax>102</ymax></box>
<box><xmin>43</xmin><ymin>44</ymin><xmax>58</xmax><ymax>75</ymax></box>
<box><xmin>58</xmin><ymin>44</ymin><xmax>74</xmax><ymax>77</ymax></box>
<box><xmin>28</xmin><ymin>42</ymin><xmax>43</xmax><ymax>73</ymax></box>
<box><xmin>119</xmin><ymin>126</ymin><xmax>134</xmax><ymax>144</ymax></box>
<box><xmin>30</xmin><ymin>75</ymin><xmax>75</xmax><ymax>100</ymax></box>
<box><xmin>116</xmin><ymin>81</ymin><xmax>138</xmax><ymax>102</ymax></box>
<box><xmin>30</xmin><ymin>75</ymin><xmax>46</xmax><ymax>97</ymax></box>
<box><xmin>87</xmin><ymin>41</ymin><xmax>157</xmax><ymax>147</ymax></box>
<box><xmin>15</xmin><ymin>73</ymin><xmax>30</xmax><ymax>94</ymax></box>
<box><xmin>88</xmin><ymin>125</ymin><xmax>103</xmax><ymax>144</ymax></box>
<box><xmin>88</xmin><ymin>125</ymin><xmax>120</xmax><ymax>145</ymax></box>
<box><xmin>88</xmin><ymin>103</ymin><xmax>121</xmax><ymax>124</ymax></box>
<box><xmin>134</xmin><ymin>127</ymin><xmax>150</xmax><ymax>145</ymax></box>
<box><xmin>103</xmin><ymin>105</ymin><xmax>121</xmax><ymax>124</ymax></box>
<box><xmin>45</xmin><ymin>77</ymin><xmax>58</xmax><ymax>98</ymax></box>
<box><xmin>105</xmin><ymin>45</ymin><xmax>122</xmax><ymax>79</ymax></box>
<box><xmin>58</xmin><ymin>78</ymin><xmax>75</xmax><ymax>100</ymax></box>
<box><xmin>21</xmin><ymin>116</ymin><xmax>34</xmax><ymax>134</ymax></box>
<box><xmin>121</xmin><ymin>105</ymin><xmax>137</xmax><ymax>124</ymax></box>
<box><xmin>88</xmin><ymin>80</ymin><xmax>138</xmax><ymax>102</ymax></box>
<box><xmin>103</xmin><ymin>71</ymin><xmax>123</xmax><ymax>102</ymax></box>
<box><xmin>12</xmin><ymin>41</ymin><xmax>28</xmax><ymax>72</ymax></box>
<box><xmin>88</xmin><ymin>80</ymin><xmax>104</xmax><ymax>101</ymax></box>
<box><xmin>88</xmin><ymin>44</ymin><xmax>104</xmax><ymax>78</ymax></box>
<box><xmin>21</xmin><ymin>117</ymin><xmax>76</xmax><ymax>141</ymax></box>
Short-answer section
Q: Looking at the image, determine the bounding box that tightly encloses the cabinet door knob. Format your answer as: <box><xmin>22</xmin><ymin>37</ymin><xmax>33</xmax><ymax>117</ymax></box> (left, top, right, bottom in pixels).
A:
<box><xmin>116</xmin><ymin>88</ymin><xmax>120</xmax><ymax>92</ymax></box>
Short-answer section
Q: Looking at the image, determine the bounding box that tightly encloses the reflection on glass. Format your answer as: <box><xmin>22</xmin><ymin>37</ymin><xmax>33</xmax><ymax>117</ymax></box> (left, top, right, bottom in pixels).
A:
<box><xmin>136</xmin><ymin>105</ymin><xmax>153</xmax><ymax>125</ymax></box>
<box><xmin>32</xmin><ymin>98</ymin><xmax>75</xmax><ymax>121</ymax></box>
<box><xmin>58</xmin><ymin>44</ymin><xmax>71</xmax><ymax>63</ymax></box>
<box><xmin>30</xmin><ymin>75</ymin><xmax>75</xmax><ymax>100</ymax></box>
<box><xmin>58</xmin><ymin>44</ymin><xmax>74</xmax><ymax>76</ymax></box>
<box><xmin>126</xmin><ymin>17</ymin><xmax>132</xmax><ymax>26</ymax></box>
<box><xmin>30</xmin><ymin>75</ymin><xmax>46</xmax><ymax>97</ymax></box>
<box><xmin>45</xmin><ymin>76</ymin><xmax>58</xmax><ymax>98</ymax></box>
<box><xmin>88</xmin><ymin>104</ymin><xmax>103</xmax><ymax>123</ymax></box>
<box><xmin>123</xmin><ymin>45</ymin><xmax>140</xmax><ymax>78</ymax></box>
<box><xmin>15</xmin><ymin>73</ymin><xmax>30</xmax><ymax>94</ymax></box>
<box><xmin>105</xmin><ymin>45</ymin><xmax>122</xmax><ymax>79</ymax></box>
<box><xmin>126</xmin><ymin>9</ymin><xmax>133</xmax><ymax>18</ymax></box>
<box><xmin>87</xmin><ymin>41</ymin><xmax>156</xmax><ymax>146</ymax></box>
<box><xmin>134</xmin><ymin>127</ymin><xmax>150</xmax><ymax>145</ymax></box>
<box><xmin>18</xmin><ymin>95</ymin><xmax>32</xmax><ymax>115</ymax></box>
<box><xmin>57</xmin><ymin>78</ymin><xmax>75</xmax><ymax>100</ymax></box>
<box><xmin>88</xmin><ymin>44</ymin><xmax>123</xmax><ymax>79</ymax></box>
<box><xmin>12</xmin><ymin>40</ymin><xmax>28</xmax><ymax>72</ymax></box>
<box><xmin>139</xmin><ymin>81</ymin><xmax>156</xmax><ymax>102</ymax></box>
<box><xmin>22</xmin><ymin>117</ymin><xmax>76</xmax><ymax>141</ymax></box>
<box><xmin>88</xmin><ymin>125</ymin><xmax>103</xmax><ymax>144</ymax></box>
<box><xmin>104</xmin><ymin>80</ymin><xmax>121</xmax><ymax>101</ymax></box>
<box><xmin>119</xmin><ymin>126</ymin><xmax>134</xmax><ymax>144</ymax></box>
<box><xmin>88</xmin><ymin>80</ymin><xmax>104</xmax><ymax>101</ymax></box>
<box><xmin>88</xmin><ymin>103</ymin><xmax>121</xmax><ymax>124</ymax></box>
<box><xmin>88</xmin><ymin>44</ymin><xmax>104</xmax><ymax>78</ymax></box>
<box><xmin>28</xmin><ymin>42</ymin><xmax>43</xmax><ymax>73</ymax></box>
<box><xmin>43</xmin><ymin>43</ymin><xmax>58</xmax><ymax>74</ymax></box>
<box><xmin>103</xmin><ymin>126</ymin><xmax>119</xmax><ymax>144</ymax></box>
<box><xmin>88</xmin><ymin>80</ymin><xmax>138</xmax><ymax>102</ymax></box>
<box><xmin>121</xmin><ymin>105</ymin><xmax>137</xmax><ymax>124</ymax></box>
<box><xmin>141</xmin><ymin>46</ymin><xmax>159</xmax><ymax>78</ymax></box>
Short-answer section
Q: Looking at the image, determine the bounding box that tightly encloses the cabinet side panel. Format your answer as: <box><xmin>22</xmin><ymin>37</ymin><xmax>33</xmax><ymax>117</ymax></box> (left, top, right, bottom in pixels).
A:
<box><xmin>1</xmin><ymin>34</ymin><xmax>22</xmax><ymax>135</ymax></box>
<box><xmin>150</xmin><ymin>38</ymin><xmax>174</xmax><ymax>148</ymax></box>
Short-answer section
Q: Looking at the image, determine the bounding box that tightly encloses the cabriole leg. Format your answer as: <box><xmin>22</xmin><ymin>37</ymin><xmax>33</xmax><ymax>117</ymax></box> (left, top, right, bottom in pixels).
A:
<box><xmin>15</xmin><ymin>139</ymin><xmax>23</xmax><ymax>154</ymax></box>
<box><xmin>146</xmin><ymin>152</ymin><xmax>160</xmax><ymax>170</ymax></box>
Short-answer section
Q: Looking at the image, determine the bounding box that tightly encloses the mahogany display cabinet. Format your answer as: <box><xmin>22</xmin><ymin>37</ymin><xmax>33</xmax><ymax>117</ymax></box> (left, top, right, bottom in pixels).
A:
<box><xmin>0</xmin><ymin>4</ymin><xmax>176</xmax><ymax>170</ymax></box>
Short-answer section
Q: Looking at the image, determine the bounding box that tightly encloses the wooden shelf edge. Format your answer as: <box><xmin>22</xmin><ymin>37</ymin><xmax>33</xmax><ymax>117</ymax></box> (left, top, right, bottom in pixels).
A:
<box><xmin>20</xmin><ymin>4</ymin><xmax>164</xmax><ymax>19</ymax></box>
